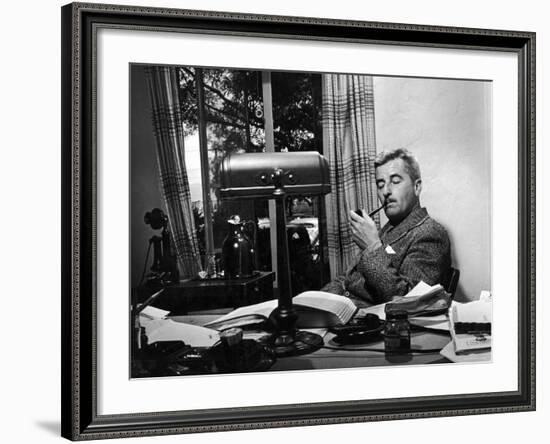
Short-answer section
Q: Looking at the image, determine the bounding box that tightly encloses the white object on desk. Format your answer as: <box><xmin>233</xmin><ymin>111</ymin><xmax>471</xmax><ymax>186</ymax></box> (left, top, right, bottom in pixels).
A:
<box><xmin>144</xmin><ymin>318</ymin><xmax>220</xmax><ymax>348</ymax></box>
<box><xmin>450</xmin><ymin>297</ymin><xmax>492</xmax><ymax>353</ymax></box>
<box><xmin>138</xmin><ymin>305</ymin><xmax>170</xmax><ymax>333</ymax></box>
<box><xmin>408</xmin><ymin>314</ymin><xmax>450</xmax><ymax>331</ymax></box>
<box><xmin>139</xmin><ymin>306</ymin><xmax>169</xmax><ymax>322</ymax></box>
<box><xmin>453</xmin><ymin>298</ymin><xmax>492</xmax><ymax>324</ymax></box>
<box><xmin>440</xmin><ymin>340</ymin><xmax>492</xmax><ymax>363</ymax></box>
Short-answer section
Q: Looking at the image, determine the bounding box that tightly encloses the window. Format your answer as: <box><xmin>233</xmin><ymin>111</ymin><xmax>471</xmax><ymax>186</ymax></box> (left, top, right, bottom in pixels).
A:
<box><xmin>180</xmin><ymin>67</ymin><xmax>329</xmax><ymax>294</ymax></box>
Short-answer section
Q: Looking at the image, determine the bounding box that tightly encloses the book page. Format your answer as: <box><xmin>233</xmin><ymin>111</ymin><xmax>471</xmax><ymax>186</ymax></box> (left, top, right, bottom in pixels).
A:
<box><xmin>405</xmin><ymin>281</ymin><xmax>434</xmax><ymax>297</ymax></box>
<box><xmin>294</xmin><ymin>291</ymin><xmax>356</xmax><ymax>322</ymax></box>
<box><xmin>204</xmin><ymin>299</ymin><xmax>278</xmax><ymax>328</ymax></box>
<box><xmin>205</xmin><ymin>291</ymin><xmax>357</xmax><ymax>329</ymax></box>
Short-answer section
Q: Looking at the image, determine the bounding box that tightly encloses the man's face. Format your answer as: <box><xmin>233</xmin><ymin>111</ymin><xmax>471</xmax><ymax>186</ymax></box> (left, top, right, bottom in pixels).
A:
<box><xmin>375</xmin><ymin>158</ymin><xmax>421</xmax><ymax>224</ymax></box>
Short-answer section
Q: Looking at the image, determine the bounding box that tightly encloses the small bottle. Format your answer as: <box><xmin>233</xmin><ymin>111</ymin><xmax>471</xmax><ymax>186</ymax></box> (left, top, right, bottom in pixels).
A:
<box><xmin>219</xmin><ymin>328</ymin><xmax>244</xmax><ymax>371</ymax></box>
<box><xmin>222</xmin><ymin>216</ymin><xmax>255</xmax><ymax>279</ymax></box>
<box><xmin>384</xmin><ymin>309</ymin><xmax>411</xmax><ymax>353</ymax></box>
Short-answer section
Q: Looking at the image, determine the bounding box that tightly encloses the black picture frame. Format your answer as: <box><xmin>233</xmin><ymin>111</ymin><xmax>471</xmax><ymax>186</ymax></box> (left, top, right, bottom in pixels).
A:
<box><xmin>61</xmin><ymin>2</ymin><xmax>536</xmax><ymax>440</ymax></box>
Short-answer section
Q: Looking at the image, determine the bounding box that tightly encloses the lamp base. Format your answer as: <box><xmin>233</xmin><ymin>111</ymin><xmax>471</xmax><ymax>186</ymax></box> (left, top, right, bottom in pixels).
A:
<box><xmin>270</xmin><ymin>330</ymin><xmax>323</xmax><ymax>357</ymax></box>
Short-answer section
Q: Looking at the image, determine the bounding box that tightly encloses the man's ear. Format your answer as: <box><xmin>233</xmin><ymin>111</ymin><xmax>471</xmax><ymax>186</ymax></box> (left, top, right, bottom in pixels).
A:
<box><xmin>414</xmin><ymin>179</ymin><xmax>422</xmax><ymax>196</ymax></box>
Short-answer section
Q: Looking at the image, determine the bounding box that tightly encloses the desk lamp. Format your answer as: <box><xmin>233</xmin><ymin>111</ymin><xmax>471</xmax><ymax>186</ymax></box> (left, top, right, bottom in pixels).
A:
<box><xmin>219</xmin><ymin>151</ymin><xmax>331</xmax><ymax>356</ymax></box>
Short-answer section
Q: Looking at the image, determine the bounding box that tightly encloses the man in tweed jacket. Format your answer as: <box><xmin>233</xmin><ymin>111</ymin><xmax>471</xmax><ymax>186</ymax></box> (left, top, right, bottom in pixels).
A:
<box><xmin>322</xmin><ymin>148</ymin><xmax>451</xmax><ymax>307</ymax></box>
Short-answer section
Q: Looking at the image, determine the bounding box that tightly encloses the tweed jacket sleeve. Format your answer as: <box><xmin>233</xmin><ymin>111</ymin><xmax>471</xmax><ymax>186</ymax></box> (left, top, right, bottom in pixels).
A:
<box><xmin>356</xmin><ymin>218</ymin><xmax>451</xmax><ymax>304</ymax></box>
<box><xmin>321</xmin><ymin>206</ymin><xmax>451</xmax><ymax>306</ymax></box>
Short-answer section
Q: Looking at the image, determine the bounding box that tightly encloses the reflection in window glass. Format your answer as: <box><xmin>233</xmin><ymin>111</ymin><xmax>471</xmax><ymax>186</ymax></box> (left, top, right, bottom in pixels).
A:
<box><xmin>179</xmin><ymin>68</ymin><xmax>268</xmax><ymax>271</ymax></box>
<box><xmin>179</xmin><ymin>67</ymin><xmax>329</xmax><ymax>291</ymax></box>
<box><xmin>267</xmin><ymin>71</ymin><xmax>329</xmax><ymax>293</ymax></box>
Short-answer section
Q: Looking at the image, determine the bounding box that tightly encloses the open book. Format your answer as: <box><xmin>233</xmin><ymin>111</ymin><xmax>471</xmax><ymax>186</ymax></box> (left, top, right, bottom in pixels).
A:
<box><xmin>204</xmin><ymin>291</ymin><xmax>357</xmax><ymax>331</ymax></box>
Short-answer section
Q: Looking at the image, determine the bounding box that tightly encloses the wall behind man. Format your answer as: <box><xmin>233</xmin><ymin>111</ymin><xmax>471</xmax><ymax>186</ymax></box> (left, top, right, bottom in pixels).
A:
<box><xmin>373</xmin><ymin>77</ymin><xmax>491</xmax><ymax>301</ymax></box>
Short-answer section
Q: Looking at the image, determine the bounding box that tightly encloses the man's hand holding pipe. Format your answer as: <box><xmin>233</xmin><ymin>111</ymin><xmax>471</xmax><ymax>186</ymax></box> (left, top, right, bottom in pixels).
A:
<box><xmin>349</xmin><ymin>209</ymin><xmax>382</xmax><ymax>252</ymax></box>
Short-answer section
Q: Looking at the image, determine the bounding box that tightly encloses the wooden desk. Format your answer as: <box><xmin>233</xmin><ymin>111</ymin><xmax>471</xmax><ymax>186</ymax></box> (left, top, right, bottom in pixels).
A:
<box><xmin>151</xmin><ymin>271</ymin><xmax>275</xmax><ymax>315</ymax></box>
<box><xmin>171</xmin><ymin>314</ymin><xmax>452</xmax><ymax>371</ymax></box>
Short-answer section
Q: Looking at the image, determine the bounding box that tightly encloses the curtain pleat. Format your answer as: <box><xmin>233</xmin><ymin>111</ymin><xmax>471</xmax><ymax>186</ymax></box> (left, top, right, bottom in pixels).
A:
<box><xmin>322</xmin><ymin>74</ymin><xmax>378</xmax><ymax>278</ymax></box>
<box><xmin>146</xmin><ymin>66</ymin><xmax>203</xmax><ymax>278</ymax></box>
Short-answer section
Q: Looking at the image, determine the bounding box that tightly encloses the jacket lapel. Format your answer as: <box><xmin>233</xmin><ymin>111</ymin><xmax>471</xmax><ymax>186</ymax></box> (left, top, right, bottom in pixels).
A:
<box><xmin>381</xmin><ymin>206</ymin><xmax>429</xmax><ymax>245</ymax></box>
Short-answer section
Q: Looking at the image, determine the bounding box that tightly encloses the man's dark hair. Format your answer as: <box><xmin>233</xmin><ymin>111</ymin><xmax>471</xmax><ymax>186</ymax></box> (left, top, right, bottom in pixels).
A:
<box><xmin>374</xmin><ymin>148</ymin><xmax>421</xmax><ymax>182</ymax></box>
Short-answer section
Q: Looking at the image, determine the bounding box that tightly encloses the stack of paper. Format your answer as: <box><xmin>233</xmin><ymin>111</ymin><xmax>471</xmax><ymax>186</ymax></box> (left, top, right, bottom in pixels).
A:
<box><xmin>439</xmin><ymin>340</ymin><xmax>491</xmax><ymax>363</ymax></box>
<box><xmin>360</xmin><ymin>281</ymin><xmax>451</xmax><ymax>331</ymax></box>
<box><xmin>450</xmin><ymin>298</ymin><xmax>492</xmax><ymax>353</ymax></box>
<box><xmin>357</xmin><ymin>284</ymin><xmax>493</xmax><ymax>362</ymax></box>
<box><xmin>139</xmin><ymin>306</ymin><xmax>220</xmax><ymax>347</ymax></box>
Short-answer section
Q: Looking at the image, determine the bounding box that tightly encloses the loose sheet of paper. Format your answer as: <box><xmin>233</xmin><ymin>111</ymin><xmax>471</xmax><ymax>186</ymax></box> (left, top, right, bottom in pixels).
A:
<box><xmin>440</xmin><ymin>341</ymin><xmax>492</xmax><ymax>363</ymax></box>
<box><xmin>144</xmin><ymin>319</ymin><xmax>220</xmax><ymax>348</ymax></box>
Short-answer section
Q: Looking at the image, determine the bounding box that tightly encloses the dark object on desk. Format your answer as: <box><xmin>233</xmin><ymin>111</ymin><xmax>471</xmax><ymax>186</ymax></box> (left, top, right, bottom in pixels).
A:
<box><xmin>219</xmin><ymin>152</ymin><xmax>331</xmax><ymax>357</ymax></box>
<box><xmin>147</xmin><ymin>271</ymin><xmax>275</xmax><ymax>315</ymax></box>
<box><xmin>222</xmin><ymin>215</ymin><xmax>256</xmax><ymax>279</ymax></box>
<box><xmin>454</xmin><ymin>322</ymin><xmax>491</xmax><ymax>335</ymax></box>
<box><xmin>132</xmin><ymin>340</ymin><xmax>212</xmax><ymax>378</ymax></box>
<box><xmin>383</xmin><ymin>309</ymin><xmax>411</xmax><ymax>353</ymax></box>
<box><xmin>132</xmin><ymin>332</ymin><xmax>276</xmax><ymax>377</ymax></box>
<box><xmin>267</xmin><ymin>310</ymin><xmax>324</xmax><ymax>356</ymax></box>
<box><xmin>330</xmin><ymin>313</ymin><xmax>384</xmax><ymax>345</ymax></box>
<box><xmin>210</xmin><ymin>329</ymin><xmax>276</xmax><ymax>373</ymax></box>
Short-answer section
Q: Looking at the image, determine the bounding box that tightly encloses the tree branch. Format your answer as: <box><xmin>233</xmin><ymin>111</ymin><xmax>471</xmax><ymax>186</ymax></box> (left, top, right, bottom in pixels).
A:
<box><xmin>204</xmin><ymin>110</ymin><xmax>247</xmax><ymax>129</ymax></box>
<box><xmin>203</xmin><ymin>83</ymin><xmax>247</xmax><ymax>117</ymax></box>
<box><xmin>205</xmin><ymin>103</ymin><xmax>247</xmax><ymax>127</ymax></box>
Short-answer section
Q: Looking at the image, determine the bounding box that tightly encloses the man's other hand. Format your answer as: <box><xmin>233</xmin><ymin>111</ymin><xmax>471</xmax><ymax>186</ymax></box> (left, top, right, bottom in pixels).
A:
<box><xmin>349</xmin><ymin>209</ymin><xmax>382</xmax><ymax>251</ymax></box>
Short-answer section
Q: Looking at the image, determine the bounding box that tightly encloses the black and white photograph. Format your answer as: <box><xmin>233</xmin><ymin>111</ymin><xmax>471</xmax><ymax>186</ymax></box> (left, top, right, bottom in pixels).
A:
<box><xmin>55</xmin><ymin>1</ymin><xmax>537</xmax><ymax>441</ymax></box>
<box><xmin>130</xmin><ymin>64</ymin><xmax>492</xmax><ymax>377</ymax></box>
<box><xmin>2</xmin><ymin>0</ymin><xmax>546</xmax><ymax>442</ymax></box>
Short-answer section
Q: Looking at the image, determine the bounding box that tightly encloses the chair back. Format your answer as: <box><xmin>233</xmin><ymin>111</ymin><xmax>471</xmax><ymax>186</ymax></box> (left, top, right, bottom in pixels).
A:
<box><xmin>445</xmin><ymin>267</ymin><xmax>460</xmax><ymax>299</ymax></box>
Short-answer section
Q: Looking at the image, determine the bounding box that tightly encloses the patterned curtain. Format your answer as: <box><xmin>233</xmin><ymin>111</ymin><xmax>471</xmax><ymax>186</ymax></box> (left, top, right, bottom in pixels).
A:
<box><xmin>322</xmin><ymin>74</ymin><xmax>378</xmax><ymax>278</ymax></box>
<box><xmin>146</xmin><ymin>66</ymin><xmax>203</xmax><ymax>278</ymax></box>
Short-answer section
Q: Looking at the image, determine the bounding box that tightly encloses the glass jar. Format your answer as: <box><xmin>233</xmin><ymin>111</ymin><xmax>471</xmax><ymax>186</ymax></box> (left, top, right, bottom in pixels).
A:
<box><xmin>384</xmin><ymin>309</ymin><xmax>411</xmax><ymax>353</ymax></box>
